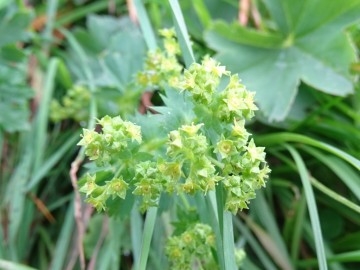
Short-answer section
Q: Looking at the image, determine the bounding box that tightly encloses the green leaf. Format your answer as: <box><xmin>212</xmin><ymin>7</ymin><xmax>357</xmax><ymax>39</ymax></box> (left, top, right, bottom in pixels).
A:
<box><xmin>0</xmin><ymin>10</ymin><xmax>32</xmax><ymax>47</ymax></box>
<box><xmin>286</xmin><ymin>145</ymin><xmax>328</xmax><ymax>270</ymax></box>
<box><xmin>0</xmin><ymin>64</ymin><xmax>34</xmax><ymax>132</ymax></box>
<box><xmin>205</xmin><ymin>1</ymin><xmax>360</xmax><ymax>121</ymax></box>
<box><xmin>0</xmin><ymin>259</ymin><xmax>37</xmax><ymax>270</ymax></box>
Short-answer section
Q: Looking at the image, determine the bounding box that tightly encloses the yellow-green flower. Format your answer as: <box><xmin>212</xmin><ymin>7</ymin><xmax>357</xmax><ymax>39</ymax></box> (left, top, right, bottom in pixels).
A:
<box><xmin>215</xmin><ymin>138</ymin><xmax>236</xmax><ymax>159</ymax></box>
<box><xmin>105</xmin><ymin>177</ymin><xmax>129</xmax><ymax>199</ymax></box>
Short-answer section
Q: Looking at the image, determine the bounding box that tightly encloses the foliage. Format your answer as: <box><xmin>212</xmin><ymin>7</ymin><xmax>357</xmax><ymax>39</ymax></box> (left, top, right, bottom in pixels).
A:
<box><xmin>204</xmin><ymin>0</ymin><xmax>360</xmax><ymax>122</ymax></box>
<box><xmin>0</xmin><ymin>4</ymin><xmax>33</xmax><ymax>132</ymax></box>
<box><xmin>1</xmin><ymin>0</ymin><xmax>360</xmax><ymax>270</ymax></box>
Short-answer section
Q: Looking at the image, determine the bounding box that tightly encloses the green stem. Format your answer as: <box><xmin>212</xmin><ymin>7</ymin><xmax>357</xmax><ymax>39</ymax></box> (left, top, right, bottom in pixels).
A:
<box><xmin>179</xmin><ymin>193</ymin><xmax>191</xmax><ymax>210</ymax></box>
<box><xmin>208</xmin><ymin>156</ymin><xmax>224</xmax><ymax>169</ymax></box>
<box><xmin>223</xmin><ymin>212</ymin><xmax>236</xmax><ymax>270</ymax></box>
<box><xmin>137</xmin><ymin>207</ymin><xmax>158</xmax><ymax>270</ymax></box>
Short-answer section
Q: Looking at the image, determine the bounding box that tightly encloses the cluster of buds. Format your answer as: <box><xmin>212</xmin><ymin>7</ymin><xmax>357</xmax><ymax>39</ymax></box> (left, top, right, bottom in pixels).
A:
<box><xmin>215</xmin><ymin>123</ymin><xmax>270</xmax><ymax>213</ymax></box>
<box><xmin>165</xmin><ymin>223</ymin><xmax>216</xmax><ymax>270</ymax></box>
<box><xmin>215</xmin><ymin>74</ymin><xmax>258</xmax><ymax>121</ymax></box>
<box><xmin>178</xmin><ymin>56</ymin><xmax>229</xmax><ymax>104</ymax></box>
<box><xmin>175</xmin><ymin>57</ymin><xmax>270</xmax><ymax>213</ymax></box>
<box><xmin>165</xmin><ymin>223</ymin><xmax>246</xmax><ymax>269</ymax></box>
<box><xmin>50</xmin><ymin>85</ymin><xmax>90</xmax><ymax>122</ymax></box>
<box><xmin>137</xmin><ymin>28</ymin><xmax>183</xmax><ymax>89</ymax></box>
<box><xmin>167</xmin><ymin>123</ymin><xmax>220</xmax><ymax>195</ymax></box>
<box><xmin>78</xmin><ymin>115</ymin><xmax>142</xmax><ymax>166</ymax></box>
<box><xmin>79</xmin><ymin>174</ymin><xmax>129</xmax><ymax>211</ymax></box>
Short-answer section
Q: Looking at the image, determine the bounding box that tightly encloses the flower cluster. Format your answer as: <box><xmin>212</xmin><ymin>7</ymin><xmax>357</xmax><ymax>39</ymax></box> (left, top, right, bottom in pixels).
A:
<box><xmin>165</xmin><ymin>223</ymin><xmax>216</xmax><ymax>270</ymax></box>
<box><xmin>137</xmin><ymin>28</ymin><xmax>183</xmax><ymax>89</ymax></box>
<box><xmin>216</xmin><ymin>74</ymin><xmax>258</xmax><ymax>121</ymax></box>
<box><xmin>50</xmin><ymin>85</ymin><xmax>90</xmax><ymax>122</ymax></box>
<box><xmin>78</xmin><ymin>115</ymin><xmax>142</xmax><ymax>166</ymax></box>
<box><xmin>165</xmin><ymin>223</ymin><xmax>246</xmax><ymax>270</ymax></box>
<box><xmin>79</xmin><ymin>174</ymin><xmax>129</xmax><ymax>211</ymax></box>
<box><xmin>178</xmin><ymin>56</ymin><xmax>229</xmax><ymax>104</ymax></box>
<box><xmin>178</xmin><ymin>57</ymin><xmax>258</xmax><ymax>122</ymax></box>
<box><xmin>79</xmin><ymin>57</ymin><xmax>270</xmax><ymax>214</ymax></box>
<box><xmin>215</xmin><ymin>127</ymin><xmax>270</xmax><ymax>213</ymax></box>
<box><xmin>174</xmin><ymin>57</ymin><xmax>270</xmax><ymax>213</ymax></box>
<box><xmin>167</xmin><ymin>123</ymin><xmax>220</xmax><ymax>194</ymax></box>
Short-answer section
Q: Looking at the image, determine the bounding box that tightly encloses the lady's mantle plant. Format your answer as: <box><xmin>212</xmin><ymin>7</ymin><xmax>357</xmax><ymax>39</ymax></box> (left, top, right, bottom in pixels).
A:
<box><xmin>78</xmin><ymin>54</ymin><xmax>270</xmax><ymax>214</ymax></box>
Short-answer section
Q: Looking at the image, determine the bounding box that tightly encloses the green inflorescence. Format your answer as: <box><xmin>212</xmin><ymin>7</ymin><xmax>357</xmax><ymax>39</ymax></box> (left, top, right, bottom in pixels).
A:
<box><xmin>136</xmin><ymin>28</ymin><xmax>183</xmax><ymax>89</ymax></box>
<box><xmin>165</xmin><ymin>223</ymin><xmax>246</xmax><ymax>269</ymax></box>
<box><xmin>50</xmin><ymin>85</ymin><xmax>91</xmax><ymax>122</ymax></box>
<box><xmin>78</xmin><ymin>54</ymin><xmax>270</xmax><ymax>214</ymax></box>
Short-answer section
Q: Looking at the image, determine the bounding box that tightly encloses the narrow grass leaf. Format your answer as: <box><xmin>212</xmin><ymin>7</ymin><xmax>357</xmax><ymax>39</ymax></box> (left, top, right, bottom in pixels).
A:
<box><xmin>6</xmin><ymin>145</ymin><xmax>32</xmax><ymax>261</ymax></box>
<box><xmin>61</xmin><ymin>28</ymin><xmax>97</xmax><ymax>131</ymax></box>
<box><xmin>96</xmin><ymin>217</ymin><xmax>123</xmax><ymax>270</ymax></box>
<box><xmin>300</xmin><ymin>145</ymin><xmax>360</xmax><ymax>200</ymax></box>
<box><xmin>291</xmin><ymin>192</ymin><xmax>307</xmax><ymax>262</ymax></box>
<box><xmin>297</xmin><ymin>250</ymin><xmax>360</xmax><ymax>268</ymax></box>
<box><xmin>233</xmin><ymin>218</ymin><xmax>277</xmax><ymax>270</ymax></box>
<box><xmin>256</xmin><ymin>132</ymin><xmax>360</xmax><ymax>170</ymax></box>
<box><xmin>55</xmin><ymin>0</ymin><xmax>122</xmax><ymax>27</ymax></box>
<box><xmin>131</xmin><ymin>206</ymin><xmax>143</xmax><ymax>266</ymax></box>
<box><xmin>0</xmin><ymin>260</ymin><xmax>37</xmax><ymax>270</ymax></box>
<box><xmin>133</xmin><ymin>0</ymin><xmax>157</xmax><ymax>50</ymax></box>
<box><xmin>286</xmin><ymin>145</ymin><xmax>328</xmax><ymax>270</ymax></box>
<box><xmin>252</xmin><ymin>190</ymin><xmax>293</xmax><ymax>269</ymax></box>
<box><xmin>50</xmin><ymin>199</ymin><xmax>75</xmax><ymax>270</ymax></box>
<box><xmin>205</xmin><ymin>194</ymin><xmax>225</xmax><ymax>270</ymax></box>
<box><xmin>311</xmin><ymin>177</ymin><xmax>360</xmax><ymax>214</ymax></box>
<box><xmin>192</xmin><ymin>0</ymin><xmax>211</xmax><ymax>28</ymax></box>
<box><xmin>169</xmin><ymin>0</ymin><xmax>195</xmax><ymax>67</ymax></box>
<box><xmin>33</xmin><ymin>58</ymin><xmax>58</xmax><ymax>172</ymax></box>
<box><xmin>216</xmin><ymin>184</ymin><xmax>236</xmax><ymax>270</ymax></box>
<box><xmin>43</xmin><ymin>0</ymin><xmax>58</xmax><ymax>52</ymax></box>
<box><xmin>241</xmin><ymin>213</ymin><xmax>293</xmax><ymax>270</ymax></box>
<box><xmin>137</xmin><ymin>207</ymin><xmax>158</xmax><ymax>270</ymax></box>
<box><xmin>28</xmin><ymin>131</ymin><xmax>79</xmax><ymax>190</ymax></box>
<box><xmin>223</xmin><ymin>212</ymin><xmax>236</xmax><ymax>270</ymax></box>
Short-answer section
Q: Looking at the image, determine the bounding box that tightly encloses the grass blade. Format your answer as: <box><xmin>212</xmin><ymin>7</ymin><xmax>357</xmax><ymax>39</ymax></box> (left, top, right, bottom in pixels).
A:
<box><xmin>223</xmin><ymin>212</ymin><xmax>236</xmax><ymax>270</ymax></box>
<box><xmin>252</xmin><ymin>190</ymin><xmax>293</xmax><ymax>269</ymax></box>
<box><xmin>290</xmin><ymin>192</ymin><xmax>307</xmax><ymax>262</ymax></box>
<box><xmin>256</xmin><ymin>132</ymin><xmax>360</xmax><ymax>170</ymax></box>
<box><xmin>192</xmin><ymin>0</ymin><xmax>211</xmax><ymax>28</ymax></box>
<box><xmin>133</xmin><ymin>0</ymin><xmax>157</xmax><ymax>50</ymax></box>
<box><xmin>27</xmin><ymin>131</ymin><xmax>80</xmax><ymax>190</ymax></box>
<box><xmin>49</xmin><ymin>198</ymin><xmax>75</xmax><ymax>270</ymax></box>
<box><xmin>233</xmin><ymin>218</ymin><xmax>277</xmax><ymax>270</ymax></box>
<box><xmin>240</xmin><ymin>213</ymin><xmax>293</xmax><ymax>270</ymax></box>
<box><xmin>43</xmin><ymin>0</ymin><xmax>58</xmax><ymax>52</ymax></box>
<box><xmin>169</xmin><ymin>0</ymin><xmax>195</xmax><ymax>67</ymax></box>
<box><xmin>0</xmin><ymin>260</ymin><xmax>37</xmax><ymax>270</ymax></box>
<box><xmin>55</xmin><ymin>0</ymin><xmax>122</xmax><ymax>27</ymax></box>
<box><xmin>137</xmin><ymin>207</ymin><xmax>158</xmax><ymax>270</ymax></box>
<box><xmin>300</xmin><ymin>145</ymin><xmax>360</xmax><ymax>200</ymax></box>
<box><xmin>33</xmin><ymin>58</ymin><xmax>58</xmax><ymax>172</ymax></box>
<box><xmin>286</xmin><ymin>144</ymin><xmax>328</xmax><ymax>270</ymax></box>
<box><xmin>310</xmin><ymin>177</ymin><xmax>360</xmax><ymax>214</ymax></box>
<box><xmin>131</xmin><ymin>206</ymin><xmax>143</xmax><ymax>265</ymax></box>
